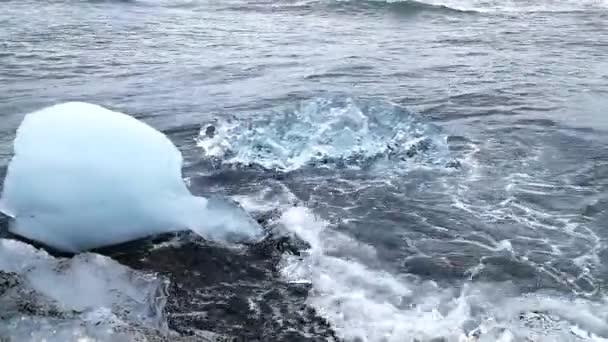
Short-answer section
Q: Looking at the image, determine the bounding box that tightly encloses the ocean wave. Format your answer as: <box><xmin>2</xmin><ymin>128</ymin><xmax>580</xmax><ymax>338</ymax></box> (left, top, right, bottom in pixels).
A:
<box><xmin>78</xmin><ymin>0</ymin><xmax>607</xmax><ymax>14</ymax></box>
<box><xmin>238</xmin><ymin>0</ymin><xmax>608</xmax><ymax>14</ymax></box>
<box><xmin>275</xmin><ymin>204</ymin><xmax>608</xmax><ymax>342</ymax></box>
<box><xmin>220</xmin><ymin>0</ymin><xmax>478</xmax><ymax>14</ymax></box>
<box><xmin>198</xmin><ymin>96</ymin><xmax>450</xmax><ymax>172</ymax></box>
<box><xmin>57</xmin><ymin>0</ymin><xmax>608</xmax><ymax>14</ymax></box>
<box><xmin>373</xmin><ymin>0</ymin><xmax>608</xmax><ymax>14</ymax></box>
<box><xmin>322</xmin><ymin>0</ymin><xmax>477</xmax><ymax>14</ymax></box>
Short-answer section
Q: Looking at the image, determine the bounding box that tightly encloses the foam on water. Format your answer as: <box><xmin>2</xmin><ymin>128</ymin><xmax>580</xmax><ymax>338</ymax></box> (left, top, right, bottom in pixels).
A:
<box><xmin>0</xmin><ymin>238</ymin><xmax>168</xmax><ymax>341</ymax></box>
<box><xmin>275</xmin><ymin>204</ymin><xmax>608</xmax><ymax>341</ymax></box>
<box><xmin>198</xmin><ymin>96</ymin><xmax>449</xmax><ymax>172</ymax></box>
<box><xmin>447</xmin><ymin>135</ymin><xmax>606</xmax><ymax>297</ymax></box>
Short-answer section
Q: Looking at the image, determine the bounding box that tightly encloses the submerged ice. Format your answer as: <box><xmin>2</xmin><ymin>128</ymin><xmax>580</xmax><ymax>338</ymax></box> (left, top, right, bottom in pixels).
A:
<box><xmin>0</xmin><ymin>102</ymin><xmax>261</xmax><ymax>252</ymax></box>
<box><xmin>198</xmin><ymin>96</ymin><xmax>449</xmax><ymax>171</ymax></box>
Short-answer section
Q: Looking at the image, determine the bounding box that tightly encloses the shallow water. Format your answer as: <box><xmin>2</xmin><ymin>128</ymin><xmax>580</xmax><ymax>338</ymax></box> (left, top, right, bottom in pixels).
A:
<box><xmin>1</xmin><ymin>0</ymin><xmax>608</xmax><ymax>341</ymax></box>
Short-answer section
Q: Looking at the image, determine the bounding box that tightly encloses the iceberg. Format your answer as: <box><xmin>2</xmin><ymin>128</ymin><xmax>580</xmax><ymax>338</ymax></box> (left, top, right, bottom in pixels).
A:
<box><xmin>0</xmin><ymin>102</ymin><xmax>262</xmax><ymax>252</ymax></box>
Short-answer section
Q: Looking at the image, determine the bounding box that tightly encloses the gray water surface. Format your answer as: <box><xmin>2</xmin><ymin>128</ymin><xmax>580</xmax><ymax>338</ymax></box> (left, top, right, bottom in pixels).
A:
<box><xmin>1</xmin><ymin>0</ymin><xmax>608</xmax><ymax>341</ymax></box>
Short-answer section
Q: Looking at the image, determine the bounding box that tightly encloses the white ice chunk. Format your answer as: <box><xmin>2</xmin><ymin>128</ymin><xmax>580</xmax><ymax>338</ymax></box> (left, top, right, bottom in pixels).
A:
<box><xmin>0</xmin><ymin>102</ymin><xmax>261</xmax><ymax>252</ymax></box>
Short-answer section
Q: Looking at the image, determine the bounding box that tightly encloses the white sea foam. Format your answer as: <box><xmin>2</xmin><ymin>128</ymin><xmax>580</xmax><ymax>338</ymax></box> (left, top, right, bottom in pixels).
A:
<box><xmin>275</xmin><ymin>205</ymin><xmax>608</xmax><ymax>341</ymax></box>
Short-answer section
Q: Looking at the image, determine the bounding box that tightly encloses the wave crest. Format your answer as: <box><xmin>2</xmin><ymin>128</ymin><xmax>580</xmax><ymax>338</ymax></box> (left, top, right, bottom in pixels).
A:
<box><xmin>257</xmin><ymin>0</ymin><xmax>606</xmax><ymax>14</ymax></box>
<box><xmin>333</xmin><ymin>0</ymin><xmax>478</xmax><ymax>14</ymax></box>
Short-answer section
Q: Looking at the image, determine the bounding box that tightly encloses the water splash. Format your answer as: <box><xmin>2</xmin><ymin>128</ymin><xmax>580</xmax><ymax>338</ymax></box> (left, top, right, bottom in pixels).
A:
<box><xmin>274</xmin><ymin>205</ymin><xmax>608</xmax><ymax>342</ymax></box>
<box><xmin>198</xmin><ymin>96</ymin><xmax>449</xmax><ymax>172</ymax></box>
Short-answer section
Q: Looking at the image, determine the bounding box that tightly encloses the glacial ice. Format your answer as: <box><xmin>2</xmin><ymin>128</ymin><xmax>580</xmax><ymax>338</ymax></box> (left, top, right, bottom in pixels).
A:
<box><xmin>0</xmin><ymin>102</ymin><xmax>261</xmax><ymax>252</ymax></box>
<box><xmin>0</xmin><ymin>239</ymin><xmax>168</xmax><ymax>341</ymax></box>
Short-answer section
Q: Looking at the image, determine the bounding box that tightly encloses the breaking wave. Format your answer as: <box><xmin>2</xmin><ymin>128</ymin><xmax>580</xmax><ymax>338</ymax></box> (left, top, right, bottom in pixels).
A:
<box><xmin>274</xmin><ymin>205</ymin><xmax>608</xmax><ymax>342</ymax></box>
<box><xmin>326</xmin><ymin>0</ymin><xmax>477</xmax><ymax>14</ymax></box>
<box><xmin>80</xmin><ymin>0</ymin><xmax>608</xmax><ymax>15</ymax></box>
<box><xmin>239</xmin><ymin>0</ymin><xmax>608</xmax><ymax>14</ymax></box>
<box><xmin>376</xmin><ymin>0</ymin><xmax>607</xmax><ymax>13</ymax></box>
<box><xmin>30</xmin><ymin>0</ymin><xmax>608</xmax><ymax>16</ymax></box>
<box><xmin>198</xmin><ymin>96</ymin><xmax>450</xmax><ymax>172</ymax></box>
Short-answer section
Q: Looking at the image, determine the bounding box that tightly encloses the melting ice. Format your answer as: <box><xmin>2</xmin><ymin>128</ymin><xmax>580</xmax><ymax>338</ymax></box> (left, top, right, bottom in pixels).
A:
<box><xmin>0</xmin><ymin>239</ymin><xmax>168</xmax><ymax>341</ymax></box>
<box><xmin>0</xmin><ymin>102</ymin><xmax>262</xmax><ymax>252</ymax></box>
